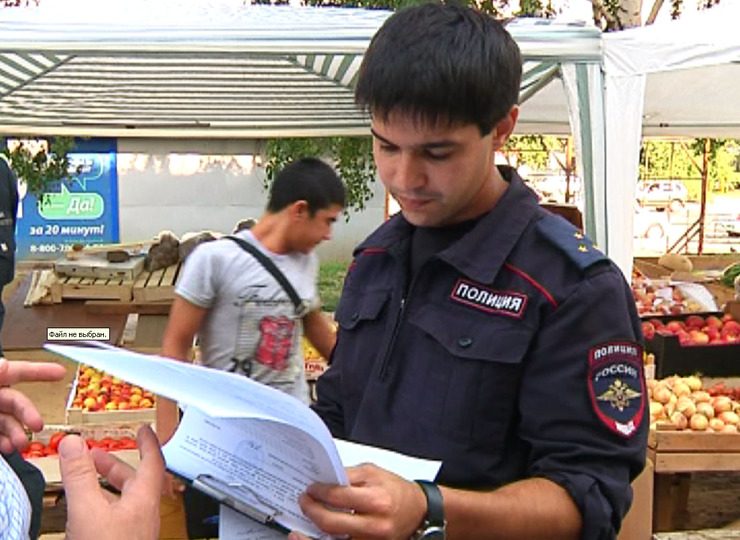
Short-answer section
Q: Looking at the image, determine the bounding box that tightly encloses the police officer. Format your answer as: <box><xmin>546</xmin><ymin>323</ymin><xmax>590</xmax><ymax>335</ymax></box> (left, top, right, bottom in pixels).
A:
<box><xmin>292</xmin><ymin>4</ymin><xmax>648</xmax><ymax>540</ymax></box>
<box><xmin>0</xmin><ymin>157</ymin><xmax>18</xmax><ymax>356</ymax></box>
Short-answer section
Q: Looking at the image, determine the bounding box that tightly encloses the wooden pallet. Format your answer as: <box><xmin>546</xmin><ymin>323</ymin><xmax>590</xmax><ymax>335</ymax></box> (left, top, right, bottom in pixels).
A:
<box><xmin>133</xmin><ymin>263</ymin><xmax>180</xmax><ymax>303</ymax></box>
<box><xmin>50</xmin><ymin>275</ymin><xmax>133</xmax><ymax>302</ymax></box>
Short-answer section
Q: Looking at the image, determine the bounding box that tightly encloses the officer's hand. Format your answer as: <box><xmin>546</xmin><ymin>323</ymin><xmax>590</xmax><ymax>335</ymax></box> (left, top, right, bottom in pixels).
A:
<box><xmin>0</xmin><ymin>357</ymin><xmax>66</xmax><ymax>453</ymax></box>
<box><xmin>60</xmin><ymin>425</ymin><xmax>165</xmax><ymax>540</ymax></box>
<box><xmin>290</xmin><ymin>464</ymin><xmax>427</xmax><ymax>540</ymax></box>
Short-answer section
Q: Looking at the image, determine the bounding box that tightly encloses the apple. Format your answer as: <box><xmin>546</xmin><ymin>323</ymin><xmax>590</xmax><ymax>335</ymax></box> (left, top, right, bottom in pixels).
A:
<box><xmin>642</xmin><ymin>322</ymin><xmax>656</xmax><ymax>340</ymax></box>
<box><xmin>139</xmin><ymin>398</ymin><xmax>154</xmax><ymax>409</ymax></box>
<box><xmin>705</xmin><ymin>315</ymin><xmax>723</xmax><ymax>329</ymax></box>
<box><xmin>82</xmin><ymin>397</ymin><xmax>97</xmax><ymax>410</ymax></box>
<box><xmin>685</xmin><ymin>315</ymin><xmax>705</xmax><ymax>329</ymax></box>
<box><xmin>666</xmin><ymin>321</ymin><xmax>685</xmax><ymax>334</ymax></box>
<box><xmin>721</xmin><ymin>320</ymin><xmax>740</xmax><ymax>338</ymax></box>
<box><xmin>688</xmin><ymin>330</ymin><xmax>710</xmax><ymax>345</ymax></box>
<box><xmin>648</xmin><ymin>318</ymin><xmax>665</xmax><ymax>330</ymax></box>
<box><xmin>705</xmin><ymin>326</ymin><xmax>720</xmax><ymax>340</ymax></box>
<box><xmin>118</xmin><ymin>402</ymin><xmax>131</xmax><ymax>410</ymax></box>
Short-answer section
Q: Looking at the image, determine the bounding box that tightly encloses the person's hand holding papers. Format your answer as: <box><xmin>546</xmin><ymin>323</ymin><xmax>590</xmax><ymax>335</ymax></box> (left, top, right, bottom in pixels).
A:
<box><xmin>60</xmin><ymin>425</ymin><xmax>165</xmax><ymax>540</ymax></box>
<box><xmin>289</xmin><ymin>463</ymin><xmax>428</xmax><ymax>540</ymax></box>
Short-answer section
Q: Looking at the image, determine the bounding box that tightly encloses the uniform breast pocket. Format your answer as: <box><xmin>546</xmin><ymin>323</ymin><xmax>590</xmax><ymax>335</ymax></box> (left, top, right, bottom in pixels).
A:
<box><xmin>409</xmin><ymin>304</ymin><xmax>533</xmax><ymax>444</ymax></box>
<box><xmin>334</xmin><ymin>288</ymin><xmax>391</xmax><ymax>394</ymax></box>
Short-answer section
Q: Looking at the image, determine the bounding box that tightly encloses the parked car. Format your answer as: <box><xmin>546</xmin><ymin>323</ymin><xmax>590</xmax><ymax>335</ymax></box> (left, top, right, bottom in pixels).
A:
<box><xmin>634</xmin><ymin>205</ymin><xmax>668</xmax><ymax>240</ymax></box>
<box><xmin>715</xmin><ymin>213</ymin><xmax>740</xmax><ymax>237</ymax></box>
<box><xmin>636</xmin><ymin>180</ymin><xmax>688</xmax><ymax>212</ymax></box>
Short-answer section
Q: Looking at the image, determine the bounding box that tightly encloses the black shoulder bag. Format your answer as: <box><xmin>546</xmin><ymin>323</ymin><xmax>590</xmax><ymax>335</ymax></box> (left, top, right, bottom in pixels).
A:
<box><xmin>224</xmin><ymin>235</ymin><xmax>309</xmax><ymax>317</ymax></box>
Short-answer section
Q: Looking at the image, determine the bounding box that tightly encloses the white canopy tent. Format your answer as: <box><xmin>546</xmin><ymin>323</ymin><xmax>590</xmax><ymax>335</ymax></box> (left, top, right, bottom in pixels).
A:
<box><xmin>1</xmin><ymin>2</ymin><xmax>610</xmax><ymax>256</ymax></box>
<box><xmin>5</xmin><ymin>1</ymin><xmax>736</xmax><ymax>277</ymax></box>
<box><xmin>601</xmin><ymin>1</ymin><xmax>740</xmax><ymax>276</ymax></box>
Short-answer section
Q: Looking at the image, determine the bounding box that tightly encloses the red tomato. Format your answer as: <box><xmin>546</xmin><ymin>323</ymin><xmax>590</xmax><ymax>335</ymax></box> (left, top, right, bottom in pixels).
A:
<box><xmin>98</xmin><ymin>437</ymin><xmax>117</xmax><ymax>451</ymax></box>
<box><xmin>27</xmin><ymin>442</ymin><xmax>45</xmax><ymax>453</ymax></box>
<box><xmin>48</xmin><ymin>432</ymin><xmax>67</xmax><ymax>452</ymax></box>
<box><xmin>117</xmin><ymin>439</ymin><xmax>138</xmax><ymax>450</ymax></box>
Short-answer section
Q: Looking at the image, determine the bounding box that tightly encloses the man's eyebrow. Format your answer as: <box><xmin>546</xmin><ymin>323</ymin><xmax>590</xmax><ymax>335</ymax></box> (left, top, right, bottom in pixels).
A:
<box><xmin>370</xmin><ymin>128</ymin><xmax>457</xmax><ymax>150</ymax></box>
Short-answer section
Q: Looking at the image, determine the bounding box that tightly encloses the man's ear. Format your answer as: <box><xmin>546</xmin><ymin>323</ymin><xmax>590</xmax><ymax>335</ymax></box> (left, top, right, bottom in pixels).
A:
<box><xmin>491</xmin><ymin>106</ymin><xmax>519</xmax><ymax>150</ymax></box>
<box><xmin>290</xmin><ymin>200</ymin><xmax>310</xmax><ymax>220</ymax></box>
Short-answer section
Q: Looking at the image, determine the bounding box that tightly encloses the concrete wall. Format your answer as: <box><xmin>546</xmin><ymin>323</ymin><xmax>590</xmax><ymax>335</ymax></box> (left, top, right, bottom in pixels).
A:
<box><xmin>116</xmin><ymin>138</ymin><xmax>386</xmax><ymax>262</ymax></box>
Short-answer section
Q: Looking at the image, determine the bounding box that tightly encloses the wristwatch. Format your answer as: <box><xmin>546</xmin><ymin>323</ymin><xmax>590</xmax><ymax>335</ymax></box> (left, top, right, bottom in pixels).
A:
<box><xmin>410</xmin><ymin>480</ymin><xmax>446</xmax><ymax>540</ymax></box>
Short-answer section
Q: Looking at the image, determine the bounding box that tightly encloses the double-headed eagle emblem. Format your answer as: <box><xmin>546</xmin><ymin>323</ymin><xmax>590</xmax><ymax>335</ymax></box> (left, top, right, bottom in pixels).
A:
<box><xmin>597</xmin><ymin>379</ymin><xmax>642</xmax><ymax>412</ymax></box>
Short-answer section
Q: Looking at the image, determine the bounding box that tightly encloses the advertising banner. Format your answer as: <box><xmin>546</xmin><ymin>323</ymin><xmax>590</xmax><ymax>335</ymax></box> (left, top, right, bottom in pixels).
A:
<box><xmin>14</xmin><ymin>138</ymin><xmax>119</xmax><ymax>260</ymax></box>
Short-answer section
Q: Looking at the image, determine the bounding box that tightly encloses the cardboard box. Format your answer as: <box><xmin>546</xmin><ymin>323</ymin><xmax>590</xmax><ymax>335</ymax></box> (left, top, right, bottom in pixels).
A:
<box><xmin>617</xmin><ymin>458</ymin><xmax>653</xmax><ymax>540</ymax></box>
<box><xmin>643</xmin><ymin>312</ymin><xmax>740</xmax><ymax>378</ymax></box>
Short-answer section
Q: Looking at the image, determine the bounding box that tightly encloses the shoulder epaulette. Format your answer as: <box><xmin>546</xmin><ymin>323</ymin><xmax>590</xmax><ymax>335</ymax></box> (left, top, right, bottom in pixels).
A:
<box><xmin>536</xmin><ymin>212</ymin><xmax>607</xmax><ymax>271</ymax></box>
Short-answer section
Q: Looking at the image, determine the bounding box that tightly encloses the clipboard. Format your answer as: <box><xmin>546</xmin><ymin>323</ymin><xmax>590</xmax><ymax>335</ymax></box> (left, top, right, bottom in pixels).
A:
<box><xmin>169</xmin><ymin>469</ymin><xmax>293</xmax><ymax>536</ymax></box>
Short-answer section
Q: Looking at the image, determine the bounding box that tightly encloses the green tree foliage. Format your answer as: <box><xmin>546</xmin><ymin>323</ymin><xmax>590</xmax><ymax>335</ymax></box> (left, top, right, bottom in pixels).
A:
<box><xmin>638</xmin><ymin>138</ymin><xmax>739</xmax><ymax>201</ymax></box>
<box><xmin>1</xmin><ymin>137</ymin><xmax>78</xmax><ymax>201</ymax></box>
<box><xmin>264</xmin><ymin>137</ymin><xmax>376</xmax><ymax>215</ymax></box>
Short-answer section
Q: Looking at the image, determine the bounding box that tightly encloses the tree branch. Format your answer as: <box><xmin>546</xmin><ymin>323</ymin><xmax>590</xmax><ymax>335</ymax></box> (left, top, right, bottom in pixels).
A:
<box><xmin>591</xmin><ymin>0</ymin><xmax>620</xmax><ymax>30</ymax></box>
<box><xmin>645</xmin><ymin>0</ymin><xmax>665</xmax><ymax>24</ymax></box>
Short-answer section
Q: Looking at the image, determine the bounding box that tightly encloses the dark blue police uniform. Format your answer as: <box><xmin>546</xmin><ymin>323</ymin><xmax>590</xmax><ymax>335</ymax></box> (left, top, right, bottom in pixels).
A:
<box><xmin>314</xmin><ymin>166</ymin><xmax>648</xmax><ymax>540</ymax></box>
<box><xmin>0</xmin><ymin>158</ymin><xmax>19</xmax><ymax>356</ymax></box>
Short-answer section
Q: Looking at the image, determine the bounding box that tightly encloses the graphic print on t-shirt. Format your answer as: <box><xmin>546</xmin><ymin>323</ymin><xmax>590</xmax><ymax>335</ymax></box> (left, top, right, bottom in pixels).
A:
<box><xmin>256</xmin><ymin>315</ymin><xmax>295</xmax><ymax>371</ymax></box>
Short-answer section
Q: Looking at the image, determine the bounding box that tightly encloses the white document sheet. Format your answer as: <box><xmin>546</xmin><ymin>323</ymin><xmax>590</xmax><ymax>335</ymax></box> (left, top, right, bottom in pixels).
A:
<box><xmin>44</xmin><ymin>344</ymin><xmax>441</xmax><ymax>540</ymax></box>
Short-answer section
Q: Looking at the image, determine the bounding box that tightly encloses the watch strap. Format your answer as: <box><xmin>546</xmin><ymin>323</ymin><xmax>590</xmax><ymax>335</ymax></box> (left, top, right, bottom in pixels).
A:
<box><xmin>415</xmin><ymin>480</ymin><xmax>445</xmax><ymax>527</ymax></box>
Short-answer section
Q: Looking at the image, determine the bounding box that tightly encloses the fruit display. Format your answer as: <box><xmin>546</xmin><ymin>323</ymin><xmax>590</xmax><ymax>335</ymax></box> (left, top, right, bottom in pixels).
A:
<box><xmin>648</xmin><ymin>375</ymin><xmax>740</xmax><ymax>432</ymax></box>
<box><xmin>303</xmin><ymin>337</ymin><xmax>328</xmax><ymax>376</ymax></box>
<box><xmin>21</xmin><ymin>433</ymin><xmax>138</xmax><ymax>460</ymax></box>
<box><xmin>632</xmin><ymin>275</ymin><xmax>709</xmax><ymax>317</ymax></box>
<box><xmin>69</xmin><ymin>364</ymin><xmax>156</xmax><ymax>413</ymax></box>
<box><xmin>642</xmin><ymin>313</ymin><xmax>740</xmax><ymax>346</ymax></box>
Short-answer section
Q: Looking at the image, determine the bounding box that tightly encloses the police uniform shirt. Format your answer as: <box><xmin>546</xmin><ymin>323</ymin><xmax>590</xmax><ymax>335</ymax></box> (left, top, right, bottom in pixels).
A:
<box><xmin>314</xmin><ymin>166</ymin><xmax>648</xmax><ymax>540</ymax></box>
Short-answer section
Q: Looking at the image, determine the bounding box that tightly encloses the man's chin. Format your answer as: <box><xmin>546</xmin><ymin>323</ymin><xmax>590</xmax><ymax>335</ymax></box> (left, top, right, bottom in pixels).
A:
<box><xmin>401</xmin><ymin>210</ymin><xmax>443</xmax><ymax>228</ymax></box>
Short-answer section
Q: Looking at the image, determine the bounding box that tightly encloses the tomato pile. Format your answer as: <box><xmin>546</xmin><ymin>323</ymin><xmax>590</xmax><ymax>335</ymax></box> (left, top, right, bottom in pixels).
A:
<box><xmin>21</xmin><ymin>433</ymin><xmax>138</xmax><ymax>459</ymax></box>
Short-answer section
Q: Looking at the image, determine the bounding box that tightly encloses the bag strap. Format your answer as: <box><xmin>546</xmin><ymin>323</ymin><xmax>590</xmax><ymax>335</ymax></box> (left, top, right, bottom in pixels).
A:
<box><xmin>224</xmin><ymin>235</ymin><xmax>308</xmax><ymax>317</ymax></box>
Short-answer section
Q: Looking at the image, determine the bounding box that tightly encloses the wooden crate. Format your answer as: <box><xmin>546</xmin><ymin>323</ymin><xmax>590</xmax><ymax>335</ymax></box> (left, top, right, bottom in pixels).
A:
<box><xmin>133</xmin><ymin>263</ymin><xmax>180</xmax><ymax>303</ymax></box>
<box><xmin>65</xmin><ymin>366</ymin><xmax>156</xmax><ymax>425</ymax></box>
<box><xmin>649</xmin><ymin>428</ymin><xmax>740</xmax><ymax>473</ymax></box>
<box><xmin>649</xmin><ymin>427</ymin><xmax>740</xmax><ymax>532</ymax></box>
<box><xmin>51</xmin><ymin>275</ymin><xmax>133</xmax><ymax>302</ymax></box>
<box><xmin>54</xmin><ymin>254</ymin><xmax>145</xmax><ymax>281</ymax></box>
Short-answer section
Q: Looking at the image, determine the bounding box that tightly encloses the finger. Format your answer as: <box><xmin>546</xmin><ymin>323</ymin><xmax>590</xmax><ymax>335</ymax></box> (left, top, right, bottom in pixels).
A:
<box><xmin>163</xmin><ymin>473</ymin><xmax>186</xmax><ymax>497</ymax></box>
<box><xmin>305</xmin><ymin>482</ymin><xmax>369</xmax><ymax>514</ymax></box>
<box><xmin>90</xmin><ymin>447</ymin><xmax>136</xmax><ymax>491</ymax></box>
<box><xmin>297</xmin><ymin>492</ymin><xmax>366</xmax><ymax>537</ymax></box>
<box><xmin>0</xmin><ymin>434</ymin><xmax>26</xmax><ymax>454</ymax></box>
<box><xmin>0</xmin><ymin>359</ymin><xmax>66</xmax><ymax>385</ymax></box>
<box><xmin>287</xmin><ymin>532</ymin><xmax>312</xmax><ymax>540</ymax></box>
<box><xmin>135</xmin><ymin>425</ymin><xmax>165</xmax><ymax>482</ymax></box>
<box><xmin>59</xmin><ymin>435</ymin><xmax>107</xmax><ymax>510</ymax></box>
<box><xmin>0</xmin><ymin>413</ymin><xmax>33</xmax><ymax>450</ymax></box>
<box><xmin>346</xmin><ymin>463</ymin><xmax>377</xmax><ymax>486</ymax></box>
<box><xmin>0</xmin><ymin>388</ymin><xmax>45</xmax><ymax>432</ymax></box>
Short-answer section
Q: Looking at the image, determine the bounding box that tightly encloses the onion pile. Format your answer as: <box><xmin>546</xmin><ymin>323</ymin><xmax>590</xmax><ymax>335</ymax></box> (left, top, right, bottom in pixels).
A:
<box><xmin>648</xmin><ymin>375</ymin><xmax>740</xmax><ymax>432</ymax></box>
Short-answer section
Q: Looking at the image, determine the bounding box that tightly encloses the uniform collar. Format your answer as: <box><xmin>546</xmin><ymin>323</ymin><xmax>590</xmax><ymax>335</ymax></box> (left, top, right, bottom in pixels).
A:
<box><xmin>356</xmin><ymin>166</ymin><xmax>540</xmax><ymax>282</ymax></box>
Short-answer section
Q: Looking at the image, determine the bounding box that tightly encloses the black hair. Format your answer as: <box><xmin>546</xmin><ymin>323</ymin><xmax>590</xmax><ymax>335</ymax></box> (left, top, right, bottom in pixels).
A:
<box><xmin>266</xmin><ymin>157</ymin><xmax>346</xmax><ymax>216</ymax></box>
<box><xmin>355</xmin><ymin>2</ymin><xmax>522</xmax><ymax>136</ymax></box>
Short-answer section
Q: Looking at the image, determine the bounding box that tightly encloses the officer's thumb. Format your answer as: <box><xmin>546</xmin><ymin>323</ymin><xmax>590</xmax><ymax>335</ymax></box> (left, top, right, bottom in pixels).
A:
<box><xmin>59</xmin><ymin>435</ymin><xmax>101</xmax><ymax>506</ymax></box>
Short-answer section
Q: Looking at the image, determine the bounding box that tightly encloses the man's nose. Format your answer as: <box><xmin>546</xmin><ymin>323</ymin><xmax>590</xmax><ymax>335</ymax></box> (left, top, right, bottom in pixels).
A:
<box><xmin>395</xmin><ymin>153</ymin><xmax>425</xmax><ymax>191</ymax></box>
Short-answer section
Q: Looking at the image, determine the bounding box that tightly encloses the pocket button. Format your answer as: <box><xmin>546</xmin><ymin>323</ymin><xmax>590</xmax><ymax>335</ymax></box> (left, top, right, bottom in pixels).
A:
<box><xmin>458</xmin><ymin>337</ymin><xmax>474</xmax><ymax>348</ymax></box>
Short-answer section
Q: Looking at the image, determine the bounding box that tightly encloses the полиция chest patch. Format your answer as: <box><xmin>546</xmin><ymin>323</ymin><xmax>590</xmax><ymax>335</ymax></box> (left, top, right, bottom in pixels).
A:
<box><xmin>450</xmin><ymin>278</ymin><xmax>527</xmax><ymax>318</ymax></box>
